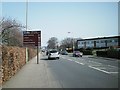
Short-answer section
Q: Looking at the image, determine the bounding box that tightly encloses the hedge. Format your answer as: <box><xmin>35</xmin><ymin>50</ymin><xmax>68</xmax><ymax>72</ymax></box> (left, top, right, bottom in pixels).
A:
<box><xmin>96</xmin><ymin>50</ymin><xmax>120</xmax><ymax>59</ymax></box>
<box><xmin>1</xmin><ymin>46</ymin><xmax>37</xmax><ymax>85</ymax></box>
<box><xmin>82</xmin><ymin>50</ymin><xmax>93</xmax><ymax>55</ymax></box>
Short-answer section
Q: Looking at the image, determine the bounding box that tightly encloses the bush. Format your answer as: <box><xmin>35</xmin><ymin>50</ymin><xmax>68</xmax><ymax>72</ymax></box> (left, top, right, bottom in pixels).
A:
<box><xmin>96</xmin><ymin>50</ymin><xmax>120</xmax><ymax>59</ymax></box>
<box><xmin>2</xmin><ymin>46</ymin><xmax>26</xmax><ymax>84</ymax></box>
<box><xmin>2</xmin><ymin>46</ymin><xmax>37</xmax><ymax>84</ymax></box>
<box><xmin>96</xmin><ymin>51</ymin><xmax>107</xmax><ymax>57</ymax></box>
<box><xmin>82</xmin><ymin>50</ymin><xmax>93</xmax><ymax>55</ymax></box>
<box><xmin>107</xmin><ymin>49</ymin><xmax>120</xmax><ymax>59</ymax></box>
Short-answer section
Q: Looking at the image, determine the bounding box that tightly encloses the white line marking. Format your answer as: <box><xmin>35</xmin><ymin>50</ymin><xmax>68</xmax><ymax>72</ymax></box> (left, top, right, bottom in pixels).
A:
<box><xmin>108</xmin><ymin>72</ymin><xmax>118</xmax><ymax>74</ymax></box>
<box><xmin>108</xmin><ymin>65</ymin><xmax>118</xmax><ymax>68</ymax></box>
<box><xmin>67</xmin><ymin>59</ymin><xmax>73</xmax><ymax>61</ymax></box>
<box><xmin>88</xmin><ymin>66</ymin><xmax>118</xmax><ymax>74</ymax></box>
<box><xmin>89</xmin><ymin>61</ymin><xmax>102</xmax><ymax>65</ymax></box>
<box><xmin>61</xmin><ymin>57</ymin><xmax>65</xmax><ymax>59</ymax></box>
<box><xmin>75</xmin><ymin>61</ymin><xmax>84</xmax><ymax>65</ymax></box>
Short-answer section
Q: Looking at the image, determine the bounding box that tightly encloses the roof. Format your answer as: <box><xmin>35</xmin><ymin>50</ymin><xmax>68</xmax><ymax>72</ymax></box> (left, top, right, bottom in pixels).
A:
<box><xmin>77</xmin><ymin>36</ymin><xmax>120</xmax><ymax>41</ymax></box>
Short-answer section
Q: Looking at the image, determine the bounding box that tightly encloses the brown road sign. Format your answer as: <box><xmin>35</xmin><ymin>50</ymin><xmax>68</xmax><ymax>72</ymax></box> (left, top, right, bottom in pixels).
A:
<box><xmin>23</xmin><ymin>31</ymin><xmax>41</xmax><ymax>46</ymax></box>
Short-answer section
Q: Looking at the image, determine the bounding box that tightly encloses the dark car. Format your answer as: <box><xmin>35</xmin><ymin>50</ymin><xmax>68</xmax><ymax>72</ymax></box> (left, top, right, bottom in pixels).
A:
<box><xmin>60</xmin><ymin>50</ymin><xmax>68</xmax><ymax>55</ymax></box>
<box><xmin>73</xmin><ymin>51</ymin><xmax>83</xmax><ymax>57</ymax></box>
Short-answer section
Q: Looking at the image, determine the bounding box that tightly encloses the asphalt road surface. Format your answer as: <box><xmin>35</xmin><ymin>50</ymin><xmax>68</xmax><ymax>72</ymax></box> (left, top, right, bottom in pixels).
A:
<box><xmin>41</xmin><ymin>54</ymin><xmax>119</xmax><ymax>88</ymax></box>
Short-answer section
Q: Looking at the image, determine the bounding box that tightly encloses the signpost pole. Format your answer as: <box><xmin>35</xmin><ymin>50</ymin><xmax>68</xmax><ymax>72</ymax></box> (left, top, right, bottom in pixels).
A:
<box><xmin>35</xmin><ymin>34</ymin><xmax>39</xmax><ymax>64</ymax></box>
<box><xmin>37</xmin><ymin>45</ymin><xmax>39</xmax><ymax>64</ymax></box>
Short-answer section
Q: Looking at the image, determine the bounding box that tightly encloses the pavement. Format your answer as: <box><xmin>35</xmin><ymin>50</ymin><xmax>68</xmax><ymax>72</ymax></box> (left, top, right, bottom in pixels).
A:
<box><xmin>2</xmin><ymin>53</ymin><xmax>62</xmax><ymax>88</ymax></box>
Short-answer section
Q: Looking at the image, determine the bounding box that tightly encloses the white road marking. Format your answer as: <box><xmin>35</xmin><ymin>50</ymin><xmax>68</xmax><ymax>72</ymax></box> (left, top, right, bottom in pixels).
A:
<box><xmin>62</xmin><ymin>56</ymin><xmax>118</xmax><ymax>74</ymax></box>
<box><xmin>88</xmin><ymin>66</ymin><xmax>110</xmax><ymax>74</ymax></box>
<box><xmin>74</xmin><ymin>61</ymin><xmax>84</xmax><ymax>65</ymax></box>
<box><xmin>65</xmin><ymin>58</ymin><xmax>85</xmax><ymax>65</ymax></box>
<box><xmin>88</xmin><ymin>66</ymin><xmax>118</xmax><ymax>74</ymax></box>
<box><xmin>108</xmin><ymin>72</ymin><xmax>118</xmax><ymax>74</ymax></box>
<box><xmin>67</xmin><ymin>59</ymin><xmax>73</xmax><ymax>61</ymax></box>
<box><xmin>89</xmin><ymin>61</ymin><xmax>102</xmax><ymax>65</ymax></box>
<box><xmin>108</xmin><ymin>65</ymin><xmax>118</xmax><ymax>68</ymax></box>
<box><xmin>61</xmin><ymin>57</ymin><xmax>65</xmax><ymax>59</ymax></box>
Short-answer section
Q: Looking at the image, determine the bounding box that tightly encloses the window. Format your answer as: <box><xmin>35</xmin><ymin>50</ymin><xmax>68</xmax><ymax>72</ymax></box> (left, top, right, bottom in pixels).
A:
<box><xmin>107</xmin><ymin>40</ymin><xmax>112</xmax><ymax>43</ymax></box>
<box><xmin>91</xmin><ymin>41</ymin><xmax>94</xmax><ymax>43</ymax></box>
<box><xmin>101</xmin><ymin>40</ymin><xmax>104</xmax><ymax>43</ymax></box>
<box><xmin>82</xmin><ymin>42</ymin><xmax>84</xmax><ymax>44</ymax></box>
<box><xmin>86</xmin><ymin>41</ymin><xmax>89</xmax><ymax>44</ymax></box>
<box><xmin>114</xmin><ymin>39</ymin><xmax>118</xmax><ymax>42</ymax></box>
<box><xmin>96</xmin><ymin>41</ymin><xmax>99</xmax><ymax>43</ymax></box>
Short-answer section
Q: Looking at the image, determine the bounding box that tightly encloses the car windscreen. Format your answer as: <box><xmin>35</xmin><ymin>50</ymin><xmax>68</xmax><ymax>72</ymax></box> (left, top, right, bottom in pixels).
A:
<box><xmin>75</xmin><ymin>51</ymin><xmax>80</xmax><ymax>53</ymax></box>
<box><xmin>50</xmin><ymin>51</ymin><xmax>57</xmax><ymax>53</ymax></box>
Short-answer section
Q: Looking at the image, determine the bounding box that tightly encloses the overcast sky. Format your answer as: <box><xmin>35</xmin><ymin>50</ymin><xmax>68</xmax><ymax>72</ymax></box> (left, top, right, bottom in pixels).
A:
<box><xmin>1</xmin><ymin>0</ymin><xmax>119</xmax><ymax>46</ymax></box>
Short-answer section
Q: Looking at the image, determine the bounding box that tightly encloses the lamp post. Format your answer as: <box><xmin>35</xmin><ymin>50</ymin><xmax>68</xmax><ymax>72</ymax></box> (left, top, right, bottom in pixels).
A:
<box><xmin>68</xmin><ymin>32</ymin><xmax>74</xmax><ymax>52</ymax></box>
<box><xmin>25</xmin><ymin>0</ymin><xmax>28</xmax><ymax>63</ymax></box>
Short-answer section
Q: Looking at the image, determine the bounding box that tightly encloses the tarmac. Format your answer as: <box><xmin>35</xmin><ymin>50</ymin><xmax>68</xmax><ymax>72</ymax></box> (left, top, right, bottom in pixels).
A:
<box><xmin>2</xmin><ymin>53</ymin><xmax>62</xmax><ymax>88</ymax></box>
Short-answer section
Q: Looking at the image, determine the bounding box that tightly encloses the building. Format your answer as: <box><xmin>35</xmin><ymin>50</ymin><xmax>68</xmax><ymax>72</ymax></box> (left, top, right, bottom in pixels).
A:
<box><xmin>77</xmin><ymin>36</ymin><xmax>120</xmax><ymax>49</ymax></box>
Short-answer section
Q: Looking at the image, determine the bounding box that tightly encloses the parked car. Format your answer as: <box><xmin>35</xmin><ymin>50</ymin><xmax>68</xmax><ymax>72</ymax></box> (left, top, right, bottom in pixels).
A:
<box><xmin>48</xmin><ymin>50</ymin><xmax>60</xmax><ymax>59</ymax></box>
<box><xmin>60</xmin><ymin>50</ymin><xmax>68</xmax><ymax>55</ymax></box>
<box><xmin>73</xmin><ymin>51</ymin><xmax>83</xmax><ymax>57</ymax></box>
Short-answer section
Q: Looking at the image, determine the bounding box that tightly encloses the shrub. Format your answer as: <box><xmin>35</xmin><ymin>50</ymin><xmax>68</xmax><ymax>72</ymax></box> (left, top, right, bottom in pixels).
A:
<box><xmin>82</xmin><ymin>50</ymin><xmax>93</xmax><ymax>55</ymax></box>
<box><xmin>96</xmin><ymin>50</ymin><xmax>120</xmax><ymax>59</ymax></box>
<box><xmin>96</xmin><ymin>51</ymin><xmax>107</xmax><ymax>57</ymax></box>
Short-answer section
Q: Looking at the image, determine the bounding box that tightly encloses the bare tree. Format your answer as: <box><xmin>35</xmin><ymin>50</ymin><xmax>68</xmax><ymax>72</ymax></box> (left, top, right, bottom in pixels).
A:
<box><xmin>47</xmin><ymin>37</ymin><xmax>58</xmax><ymax>49</ymax></box>
<box><xmin>0</xmin><ymin>18</ymin><xmax>25</xmax><ymax>46</ymax></box>
<box><xmin>60</xmin><ymin>38</ymin><xmax>73</xmax><ymax>50</ymax></box>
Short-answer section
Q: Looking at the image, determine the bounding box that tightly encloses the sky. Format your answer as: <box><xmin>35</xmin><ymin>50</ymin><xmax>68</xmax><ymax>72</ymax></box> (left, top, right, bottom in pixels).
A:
<box><xmin>1</xmin><ymin>1</ymin><xmax>119</xmax><ymax>46</ymax></box>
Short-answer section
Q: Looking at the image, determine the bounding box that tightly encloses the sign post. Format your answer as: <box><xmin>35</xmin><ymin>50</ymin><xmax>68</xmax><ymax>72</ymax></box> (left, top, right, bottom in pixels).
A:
<box><xmin>34</xmin><ymin>33</ymin><xmax>39</xmax><ymax>64</ymax></box>
<box><xmin>23</xmin><ymin>31</ymin><xmax>41</xmax><ymax>64</ymax></box>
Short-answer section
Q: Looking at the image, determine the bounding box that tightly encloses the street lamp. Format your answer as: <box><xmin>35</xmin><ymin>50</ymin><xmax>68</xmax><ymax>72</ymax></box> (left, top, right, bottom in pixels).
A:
<box><xmin>68</xmin><ymin>32</ymin><xmax>74</xmax><ymax>52</ymax></box>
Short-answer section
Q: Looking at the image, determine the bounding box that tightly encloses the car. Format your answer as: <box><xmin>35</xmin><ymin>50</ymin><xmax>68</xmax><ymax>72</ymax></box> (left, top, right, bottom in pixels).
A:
<box><xmin>60</xmin><ymin>50</ymin><xmax>68</xmax><ymax>55</ymax></box>
<box><xmin>73</xmin><ymin>51</ymin><xmax>83</xmax><ymax>57</ymax></box>
<box><xmin>48</xmin><ymin>50</ymin><xmax>60</xmax><ymax>59</ymax></box>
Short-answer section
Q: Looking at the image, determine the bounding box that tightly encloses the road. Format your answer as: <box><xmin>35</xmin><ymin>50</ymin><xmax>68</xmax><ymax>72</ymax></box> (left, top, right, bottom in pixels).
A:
<box><xmin>41</xmin><ymin>54</ymin><xmax>119</xmax><ymax>88</ymax></box>
<box><xmin>2</xmin><ymin>53</ymin><xmax>119</xmax><ymax>88</ymax></box>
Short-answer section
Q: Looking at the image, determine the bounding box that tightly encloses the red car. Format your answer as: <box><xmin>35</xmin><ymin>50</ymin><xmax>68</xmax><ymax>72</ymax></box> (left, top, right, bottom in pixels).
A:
<box><xmin>73</xmin><ymin>51</ymin><xmax>83</xmax><ymax>57</ymax></box>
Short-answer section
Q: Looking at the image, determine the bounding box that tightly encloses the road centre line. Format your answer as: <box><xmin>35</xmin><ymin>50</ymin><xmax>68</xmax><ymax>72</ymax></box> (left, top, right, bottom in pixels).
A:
<box><xmin>88</xmin><ymin>66</ymin><xmax>118</xmax><ymax>74</ymax></box>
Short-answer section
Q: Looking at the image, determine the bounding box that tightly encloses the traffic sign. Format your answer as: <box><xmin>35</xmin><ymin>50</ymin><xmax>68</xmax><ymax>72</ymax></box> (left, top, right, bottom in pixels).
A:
<box><xmin>23</xmin><ymin>31</ymin><xmax>41</xmax><ymax>46</ymax></box>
